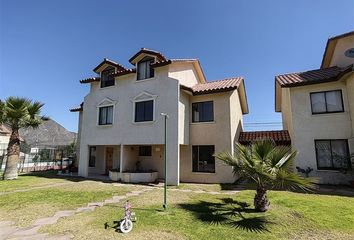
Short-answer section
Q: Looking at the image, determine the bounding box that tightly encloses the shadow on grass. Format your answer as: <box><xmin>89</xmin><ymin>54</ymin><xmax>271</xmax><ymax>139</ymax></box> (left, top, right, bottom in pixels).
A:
<box><xmin>178</xmin><ymin>198</ymin><xmax>272</xmax><ymax>233</ymax></box>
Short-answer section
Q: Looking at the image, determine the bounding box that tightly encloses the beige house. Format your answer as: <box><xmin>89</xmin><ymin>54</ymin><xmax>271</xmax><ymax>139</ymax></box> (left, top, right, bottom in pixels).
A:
<box><xmin>275</xmin><ymin>31</ymin><xmax>354</xmax><ymax>184</ymax></box>
<box><xmin>71</xmin><ymin>48</ymin><xmax>248</xmax><ymax>185</ymax></box>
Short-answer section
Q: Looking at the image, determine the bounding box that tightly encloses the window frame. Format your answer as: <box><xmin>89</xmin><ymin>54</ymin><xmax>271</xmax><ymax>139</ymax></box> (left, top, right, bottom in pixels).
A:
<box><xmin>192</xmin><ymin>101</ymin><xmax>214</xmax><ymax>123</ymax></box>
<box><xmin>100</xmin><ymin>67</ymin><xmax>115</xmax><ymax>88</ymax></box>
<box><xmin>310</xmin><ymin>90</ymin><xmax>344</xmax><ymax>115</ymax></box>
<box><xmin>314</xmin><ymin>139</ymin><xmax>351</xmax><ymax>170</ymax></box>
<box><xmin>192</xmin><ymin>145</ymin><xmax>216</xmax><ymax>173</ymax></box>
<box><xmin>98</xmin><ymin>105</ymin><xmax>114</xmax><ymax>125</ymax></box>
<box><xmin>88</xmin><ymin>146</ymin><xmax>96</xmax><ymax>167</ymax></box>
<box><xmin>139</xmin><ymin>146</ymin><xmax>152</xmax><ymax>157</ymax></box>
<box><xmin>136</xmin><ymin>56</ymin><xmax>155</xmax><ymax>81</ymax></box>
<box><xmin>134</xmin><ymin>99</ymin><xmax>154</xmax><ymax>123</ymax></box>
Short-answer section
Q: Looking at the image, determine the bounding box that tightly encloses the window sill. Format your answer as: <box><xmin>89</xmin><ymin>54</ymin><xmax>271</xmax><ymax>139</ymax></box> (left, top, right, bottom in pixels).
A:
<box><xmin>191</xmin><ymin>171</ymin><xmax>216</xmax><ymax>175</ymax></box>
<box><xmin>311</xmin><ymin>111</ymin><xmax>346</xmax><ymax>116</ymax></box>
<box><xmin>316</xmin><ymin>169</ymin><xmax>344</xmax><ymax>173</ymax></box>
<box><xmin>97</xmin><ymin>124</ymin><xmax>113</xmax><ymax>127</ymax></box>
<box><xmin>132</xmin><ymin>121</ymin><xmax>155</xmax><ymax>125</ymax></box>
<box><xmin>190</xmin><ymin>121</ymin><xmax>215</xmax><ymax>125</ymax></box>
<box><xmin>99</xmin><ymin>85</ymin><xmax>116</xmax><ymax>90</ymax></box>
<box><xmin>135</xmin><ymin>77</ymin><xmax>155</xmax><ymax>83</ymax></box>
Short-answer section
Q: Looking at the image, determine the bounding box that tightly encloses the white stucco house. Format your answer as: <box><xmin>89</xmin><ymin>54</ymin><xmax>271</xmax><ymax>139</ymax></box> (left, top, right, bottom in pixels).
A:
<box><xmin>71</xmin><ymin>48</ymin><xmax>249</xmax><ymax>185</ymax></box>
<box><xmin>275</xmin><ymin>31</ymin><xmax>354</xmax><ymax>184</ymax></box>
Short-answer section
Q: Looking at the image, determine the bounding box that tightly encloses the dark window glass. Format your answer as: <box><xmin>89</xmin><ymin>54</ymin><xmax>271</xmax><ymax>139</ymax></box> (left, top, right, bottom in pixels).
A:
<box><xmin>89</xmin><ymin>146</ymin><xmax>96</xmax><ymax>167</ymax></box>
<box><xmin>100</xmin><ymin>67</ymin><xmax>115</xmax><ymax>88</ymax></box>
<box><xmin>192</xmin><ymin>101</ymin><xmax>214</xmax><ymax>122</ymax></box>
<box><xmin>99</xmin><ymin>106</ymin><xmax>113</xmax><ymax>125</ymax></box>
<box><xmin>135</xmin><ymin>100</ymin><xmax>153</xmax><ymax>122</ymax></box>
<box><xmin>139</xmin><ymin>146</ymin><xmax>152</xmax><ymax>156</ymax></box>
<box><xmin>137</xmin><ymin>57</ymin><xmax>154</xmax><ymax>80</ymax></box>
<box><xmin>315</xmin><ymin>140</ymin><xmax>351</xmax><ymax>170</ymax></box>
<box><xmin>192</xmin><ymin>145</ymin><xmax>215</xmax><ymax>173</ymax></box>
<box><xmin>310</xmin><ymin>90</ymin><xmax>343</xmax><ymax>114</ymax></box>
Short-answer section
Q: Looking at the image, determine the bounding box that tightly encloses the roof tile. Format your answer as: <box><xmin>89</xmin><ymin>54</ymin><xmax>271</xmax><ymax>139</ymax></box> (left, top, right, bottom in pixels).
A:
<box><xmin>239</xmin><ymin>130</ymin><xmax>291</xmax><ymax>145</ymax></box>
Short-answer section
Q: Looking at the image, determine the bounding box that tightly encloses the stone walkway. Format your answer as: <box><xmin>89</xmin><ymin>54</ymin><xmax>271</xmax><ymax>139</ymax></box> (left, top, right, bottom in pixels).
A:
<box><xmin>0</xmin><ymin>186</ymin><xmax>155</xmax><ymax>240</ymax></box>
<box><xmin>0</xmin><ymin>183</ymin><xmax>240</xmax><ymax>240</ymax></box>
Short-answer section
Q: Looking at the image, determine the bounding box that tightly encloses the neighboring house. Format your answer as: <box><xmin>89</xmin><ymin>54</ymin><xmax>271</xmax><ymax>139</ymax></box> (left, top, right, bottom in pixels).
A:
<box><xmin>0</xmin><ymin>124</ymin><xmax>11</xmax><ymax>156</ymax></box>
<box><xmin>71</xmin><ymin>48</ymin><xmax>248</xmax><ymax>185</ymax></box>
<box><xmin>275</xmin><ymin>31</ymin><xmax>354</xmax><ymax>184</ymax></box>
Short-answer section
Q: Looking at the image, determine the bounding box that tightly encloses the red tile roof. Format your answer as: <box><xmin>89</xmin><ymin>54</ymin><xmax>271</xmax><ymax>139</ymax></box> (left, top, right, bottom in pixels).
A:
<box><xmin>239</xmin><ymin>130</ymin><xmax>291</xmax><ymax>146</ymax></box>
<box><xmin>129</xmin><ymin>48</ymin><xmax>167</xmax><ymax>64</ymax></box>
<box><xmin>70</xmin><ymin>103</ymin><xmax>83</xmax><ymax>112</ymax></box>
<box><xmin>111</xmin><ymin>68</ymin><xmax>136</xmax><ymax>77</ymax></box>
<box><xmin>93</xmin><ymin>58</ymin><xmax>126</xmax><ymax>73</ymax></box>
<box><xmin>182</xmin><ymin>77</ymin><xmax>243</xmax><ymax>95</ymax></box>
<box><xmin>80</xmin><ymin>77</ymin><xmax>100</xmax><ymax>84</ymax></box>
<box><xmin>275</xmin><ymin>65</ymin><xmax>353</xmax><ymax>87</ymax></box>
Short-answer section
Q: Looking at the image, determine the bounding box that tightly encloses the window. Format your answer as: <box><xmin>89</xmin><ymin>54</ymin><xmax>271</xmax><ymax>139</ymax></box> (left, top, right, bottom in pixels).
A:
<box><xmin>101</xmin><ymin>67</ymin><xmax>115</xmax><ymax>88</ymax></box>
<box><xmin>137</xmin><ymin>57</ymin><xmax>154</xmax><ymax>80</ymax></box>
<box><xmin>315</xmin><ymin>140</ymin><xmax>351</xmax><ymax>170</ymax></box>
<box><xmin>89</xmin><ymin>146</ymin><xmax>96</xmax><ymax>167</ymax></box>
<box><xmin>310</xmin><ymin>90</ymin><xmax>344</xmax><ymax>114</ymax></box>
<box><xmin>98</xmin><ymin>106</ymin><xmax>113</xmax><ymax>125</ymax></box>
<box><xmin>135</xmin><ymin>100</ymin><xmax>153</xmax><ymax>122</ymax></box>
<box><xmin>192</xmin><ymin>145</ymin><xmax>215</xmax><ymax>173</ymax></box>
<box><xmin>139</xmin><ymin>146</ymin><xmax>152</xmax><ymax>156</ymax></box>
<box><xmin>192</xmin><ymin>101</ymin><xmax>214</xmax><ymax>122</ymax></box>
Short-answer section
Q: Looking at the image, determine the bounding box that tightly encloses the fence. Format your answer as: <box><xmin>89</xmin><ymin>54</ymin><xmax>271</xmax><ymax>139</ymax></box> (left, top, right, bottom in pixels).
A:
<box><xmin>0</xmin><ymin>143</ymin><xmax>77</xmax><ymax>173</ymax></box>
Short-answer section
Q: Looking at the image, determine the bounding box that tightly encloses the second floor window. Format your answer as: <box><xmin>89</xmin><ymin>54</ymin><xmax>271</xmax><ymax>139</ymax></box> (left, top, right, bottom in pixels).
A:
<box><xmin>98</xmin><ymin>106</ymin><xmax>113</xmax><ymax>125</ymax></box>
<box><xmin>310</xmin><ymin>90</ymin><xmax>344</xmax><ymax>114</ymax></box>
<box><xmin>315</xmin><ymin>140</ymin><xmax>350</xmax><ymax>170</ymax></box>
<box><xmin>101</xmin><ymin>67</ymin><xmax>115</xmax><ymax>88</ymax></box>
<box><xmin>137</xmin><ymin>57</ymin><xmax>154</xmax><ymax>80</ymax></box>
<box><xmin>135</xmin><ymin>100</ymin><xmax>153</xmax><ymax>122</ymax></box>
<box><xmin>192</xmin><ymin>101</ymin><xmax>214</xmax><ymax>122</ymax></box>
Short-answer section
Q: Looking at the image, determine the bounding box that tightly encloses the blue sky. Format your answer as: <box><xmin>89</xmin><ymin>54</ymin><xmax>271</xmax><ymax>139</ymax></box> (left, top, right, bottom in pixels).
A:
<box><xmin>0</xmin><ymin>0</ymin><xmax>353</xmax><ymax>132</ymax></box>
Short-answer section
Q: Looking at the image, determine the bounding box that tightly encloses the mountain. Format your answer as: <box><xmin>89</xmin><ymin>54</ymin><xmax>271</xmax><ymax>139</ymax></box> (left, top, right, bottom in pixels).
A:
<box><xmin>19</xmin><ymin>119</ymin><xmax>77</xmax><ymax>147</ymax></box>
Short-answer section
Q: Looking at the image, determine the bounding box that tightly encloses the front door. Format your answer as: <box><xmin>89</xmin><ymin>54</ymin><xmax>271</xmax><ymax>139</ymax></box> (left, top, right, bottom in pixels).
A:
<box><xmin>105</xmin><ymin>147</ymin><xmax>114</xmax><ymax>174</ymax></box>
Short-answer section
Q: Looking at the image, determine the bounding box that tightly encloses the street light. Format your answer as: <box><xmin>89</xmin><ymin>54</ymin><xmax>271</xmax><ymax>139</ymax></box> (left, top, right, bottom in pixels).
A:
<box><xmin>160</xmin><ymin>112</ymin><xmax>169</xmax><ymax>210</ymax></box>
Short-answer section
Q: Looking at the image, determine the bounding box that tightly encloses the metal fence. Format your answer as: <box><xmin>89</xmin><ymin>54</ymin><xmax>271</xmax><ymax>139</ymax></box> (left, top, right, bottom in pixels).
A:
<box><xmin>0</xmin><ymin>143</ymin><xmax>77</xmax><ymax>173</ymax></box>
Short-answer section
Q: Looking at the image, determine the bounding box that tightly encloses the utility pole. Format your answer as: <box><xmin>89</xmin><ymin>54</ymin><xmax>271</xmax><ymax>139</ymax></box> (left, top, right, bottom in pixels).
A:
<box><xmin>160</xmin><ymin>113</ymin><xmax>169</xmax><ymax>210</ymax></box>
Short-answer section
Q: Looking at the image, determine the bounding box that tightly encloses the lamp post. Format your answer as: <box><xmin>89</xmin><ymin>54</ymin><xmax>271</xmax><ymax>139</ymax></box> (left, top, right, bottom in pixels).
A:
<box><xmin>160</xmin><ymin>112</ymin><xmax>169</xmax><ymax>210</ymax></box>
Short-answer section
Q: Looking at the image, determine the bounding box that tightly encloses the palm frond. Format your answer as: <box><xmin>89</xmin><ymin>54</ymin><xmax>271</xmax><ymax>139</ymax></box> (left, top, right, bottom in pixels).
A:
<box><xmin>273</xmin><ymin>169</ymin><xmax>315</xmax><ymax>191</ymax></box>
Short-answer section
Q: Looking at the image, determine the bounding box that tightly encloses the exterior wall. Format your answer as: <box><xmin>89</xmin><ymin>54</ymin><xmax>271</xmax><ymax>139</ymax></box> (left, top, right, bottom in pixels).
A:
<box><xmin>229</xmin><ymin>90</ymin><xmax>244</xmax><ymax>153</ymax></box>
<box><xmin>180</xmin><ymin>91</ymin><xmax>238</xmax><ymax>183</ymax></box>
<box><xmin>329</xmin><ymin>35</ymin><xmax>354</xmax><ymax>68</ymax></box>
<box><xmin>178</xmin><ymin>91</ymin><xmax>190</xmax><ymax>145</ymax></box>
<box><xmin>78</xmin><ymin>66</ymin><xmax>180</xmax><ymax>184</ymax></box>
<box><xmin>288</xmin><ymin>80</ymin><xmax>353</xmax><ymax>184</ymax></box>
<box><xmin>280</xmin><ymin>88</ymin><xmax>294</xmax><ymax>136</ymax></box>
<box><xmin>168</xmin><ymin>62</ymin><xmax>201</xmax><ymax>87</ymax></box>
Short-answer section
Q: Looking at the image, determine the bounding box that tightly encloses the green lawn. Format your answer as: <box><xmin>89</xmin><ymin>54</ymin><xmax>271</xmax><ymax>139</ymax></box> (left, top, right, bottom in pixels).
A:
<box><xmin>41</xmin><ymin>188</ymin><xmax>354</xmax><ymax>240</ymax></box>
<box><xmin>1</xmin><ymin>171</ymin><xmax>353</xmax><ymax>239</ymax></box>
<box><xmin>0</xmin><ymin>171</ymin><xmax>142</xmax><ymax>227</ymax></box>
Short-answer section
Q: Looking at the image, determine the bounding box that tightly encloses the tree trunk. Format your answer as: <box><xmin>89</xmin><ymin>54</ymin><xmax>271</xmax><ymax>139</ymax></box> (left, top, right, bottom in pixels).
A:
<box><xmin>3</xmin><ymin>128</ymin><xmax>21</xmax><ymax>180</ymax></box>
<box><xmin>254</xmin><ymin>186</ymin><xmax>270</xmax><ymax>212</ymax></box>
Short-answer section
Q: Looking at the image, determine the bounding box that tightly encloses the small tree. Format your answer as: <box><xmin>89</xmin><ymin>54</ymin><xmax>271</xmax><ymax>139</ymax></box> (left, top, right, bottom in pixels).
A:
<box><xmin>0</xmin><ymin>97</ymin><xmax>47</xmax><ymax>180</ymax></box>
<box><xmin>215</xmin><ymin>139</ymin><xmax>315</xmax><ymax>212</ymax></box>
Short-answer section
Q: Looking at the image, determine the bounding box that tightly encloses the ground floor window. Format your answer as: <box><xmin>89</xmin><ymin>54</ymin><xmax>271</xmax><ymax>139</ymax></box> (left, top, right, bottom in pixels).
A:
<box><xmin>139</xmin><ymin>146</ymin><xmax>152</xmax><ymax>156</ymax></box>
<box><xmin>89</xmin><ymin>146</ymin><xmax>96</xmax><ymax>167</ymax></box>
<box><xmin>315</xmin><ymin>140</ymin><xmax>351</xmax><ymax>170</ymax></box>
<box><xmin>192</xmin><ymin>145</ymin><xmax>215</xmax><ymax>173</ymax></box>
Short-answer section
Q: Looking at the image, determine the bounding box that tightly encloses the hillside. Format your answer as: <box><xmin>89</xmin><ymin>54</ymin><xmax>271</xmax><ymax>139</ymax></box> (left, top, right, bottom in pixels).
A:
<box><xmin>19</xmin><ymin>119</ymin><xmax>77</xmax><ymax>147</ymax></box>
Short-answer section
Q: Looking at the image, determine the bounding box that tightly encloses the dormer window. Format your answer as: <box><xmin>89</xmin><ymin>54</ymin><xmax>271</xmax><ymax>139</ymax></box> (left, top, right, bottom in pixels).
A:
<box><xmin>137</xmin><ymin>57</ymin><xmax>154</xmax><ymax>80</ymax></box>
<box><xmin>101</xmin><ymin>67</ymin><xmax>115</xmax><ymax>88</ymax></box>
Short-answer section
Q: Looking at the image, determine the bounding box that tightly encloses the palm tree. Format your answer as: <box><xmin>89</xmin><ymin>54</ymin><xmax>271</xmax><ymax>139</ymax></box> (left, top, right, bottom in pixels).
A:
<box><xmin>0</xmin><ymin>97</ymin><xmax>47</xmax><ymax>180</ymax></box>
<box><xmin>215</xmin><ymin>139</ymin><xmax>315</xmax><ymax>212</ymax></box>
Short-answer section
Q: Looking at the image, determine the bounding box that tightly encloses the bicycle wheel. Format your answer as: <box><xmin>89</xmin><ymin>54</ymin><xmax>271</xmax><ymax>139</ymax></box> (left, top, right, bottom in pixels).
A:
<box><xmin>120</xmin><ymin>219</ymin><xmax>133</xmax><ymax>233</ymax></box>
